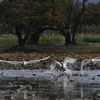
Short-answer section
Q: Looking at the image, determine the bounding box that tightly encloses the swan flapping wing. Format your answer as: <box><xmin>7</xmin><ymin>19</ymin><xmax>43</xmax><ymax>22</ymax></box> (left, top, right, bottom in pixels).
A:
<box><xmin>63</xmin><ymin>57</ymin><xmax>77</xmax><ymax>70</ymax></box>
<box><xmin>54</xmin><ymin>60</ymin><xmax>62</xmax><ymax>67</ymax></box>
<box><xmin>81</xmin><ymin>59</ymin><xmax>91</xmax><ymax>66</ymax></box>
<box><xmin>41</xmin><ymin>56</ymin><xmax>50</xmax><ymax>60</ymax></box>
<box><xmin>49</xmin><ymin>60</ymin><xmax>62</xmax><ymax>70</ymax></box>
<box><xmin>0</xmin><ymin>60</ymin><xmax>23</xmax><ymax>65</ymax></box>
<box><xmin>64</xmin><ymin>57</ymin><xmax>77</xmax><ymax>64</ymax></box>
<box><xmin>92</xmin><ymin>57</ymin><xmax>100</xmax><ymax>62</ymax></box>
<box><xmin>49</xmin><ymin>60</ymin><xmax>56</xmax><ymax>70</ymax></box>
<box><xmin>80</xmin><ymin>59</ymin><xmax>92</xmax><ymax>75</ymax></box>
<box><xmin>24</xmin><ymin>56</ymin><xmax>50</xmax><ymax>64</ymax></box>
<box><xmin>0</xmin><ymin>56</ymin><xmax>50</xmax><ymax>65</ymax></box>
<box><xmin>0</xmin><ymin>60</ymin><xmax>6</xmax><ymax>62</ymax></box>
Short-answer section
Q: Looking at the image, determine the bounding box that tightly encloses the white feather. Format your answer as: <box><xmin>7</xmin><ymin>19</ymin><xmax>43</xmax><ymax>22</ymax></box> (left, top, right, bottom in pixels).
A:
<box><xmin>63</xmin><ymin>57</ymin><xmax>77</xmax><ymax>70</ymax></box>
<box><xmin>0</xmin><ymin>56</ymin><xmax>50</xmax><ymax>66</ymax></box>
<box><xmin>80</xmin><ymin>59</ymin><xmax>91</xmax><ymax>75</ymax></box>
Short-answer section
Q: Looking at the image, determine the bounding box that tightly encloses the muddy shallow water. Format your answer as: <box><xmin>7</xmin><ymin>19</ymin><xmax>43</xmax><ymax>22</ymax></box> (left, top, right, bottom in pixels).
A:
<box><xmin>0</xmin><ymin>69</ymin><xmax>100</xmax><ymax>100</ymax></box>
<box><xmin>1</xmin><ymin>52</ymin><xmax>100</xmax><ymax>99</ymax></box>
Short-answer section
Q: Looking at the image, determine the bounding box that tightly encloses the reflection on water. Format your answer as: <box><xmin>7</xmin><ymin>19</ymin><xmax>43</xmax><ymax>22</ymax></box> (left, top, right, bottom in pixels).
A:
<box><xmin>0</xmin><ymin>70</ymin><xmax>100</xmax><ymax>100</ymax></box>
<box><xmin>0</xmin><ymin>79</ymin><xmax>100</xmax><ymax>100</ymax></box>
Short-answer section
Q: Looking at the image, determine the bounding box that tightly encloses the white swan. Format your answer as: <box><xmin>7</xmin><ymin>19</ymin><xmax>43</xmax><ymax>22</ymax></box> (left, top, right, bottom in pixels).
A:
<box><xmin>50</xmin><ymin>57</ymin><xmax>76</xmax><ymax>71</ymax></box>
<box><xmin>91</xmin><ymin>57</ymin><xmax>100</xmax><ymax>64</ymax></box>
<box><xmin>62</xmin><ymin>57</ymin><xmax>77</xmax><ymax>70</ymax></box>
<box><xmin>0</xmin><ymin>56</ymin><xmax>50</xmax><ymax>66</ymax></box>
<box><xmin>80</xmin><ymin>57</ymin><xmax>100</xmax><ymax>75</ymax></box>
<box><xmin>49</xmin><ymin>60</ymin><xmax>62</xmax><ymax>71</ymax></box>
<box><xmin>80</xmin><ymin>59</ymin><xmax>92</xmax><ymax>75</ymax></box>
<box><xmin>21</xmin><ymin>56</ymin><xmax>50</xmax><ymax>66</ymax></box>
<box><xmin>49</xmin><ymin>57</ymin><xmax>77</xmax><ymax>76</ymax></box>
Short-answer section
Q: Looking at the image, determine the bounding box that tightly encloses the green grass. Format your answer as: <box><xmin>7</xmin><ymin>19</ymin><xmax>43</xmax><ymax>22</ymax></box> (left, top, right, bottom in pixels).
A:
<box><xmin>3</xmin><ymin>45</ymin><xmax>36</xmax><ymax>53</ymax></box>
<box><xmin>0</xmin><ymin>35</ymin><xmax>18</xmax><ymax>46</ymax></box>
<box><xmin>1</xmin><ymin>33</ymin><xmax>100</xmax><ymax>54</ymax></box>
<box><xmin>78</xmin><ymin>34</ymin><xmax>100</xmax><ymax>43</ymax></box>
<box><xmin>3</xmin><ymin>45</ymin><xmax>100</xmax><ymax>54</ymax></box>
<box><xmin>1</xmin><ymin>33</ymin><xmax>100</xmax><ymax>46</ymax></box>
<box><xmin>38</xmin><ymin>33</ymin><xmax>65</xmax><ymax>46</ymax></box>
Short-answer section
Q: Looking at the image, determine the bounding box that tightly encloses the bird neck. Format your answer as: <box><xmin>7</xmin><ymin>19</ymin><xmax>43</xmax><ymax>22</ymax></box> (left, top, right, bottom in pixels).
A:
<box><xmin>80</xmin><ymin>61</ymin><xmax>84</xmax><ymax>74</ymax></box>
<box><xmin>63</xmin><ymin>62</ymin><xmax>68</xmax><ymax>70</ymax></box>
<box><xmin>22</xmin><ymin>59</ymin><xmax>25</xmax><ymax>65</ymax></box>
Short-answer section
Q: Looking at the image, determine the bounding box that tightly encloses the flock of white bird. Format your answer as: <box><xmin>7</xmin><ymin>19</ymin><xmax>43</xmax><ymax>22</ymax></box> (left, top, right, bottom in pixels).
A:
<box><xmin>0</xmin><ymin>56</ymin><xmax>100</xmax><ymax>77</ymax></box>
<box><xmin>49</xmin><ymin>56</ymin><xmax>100</xmax><ymax>76</ymax></box>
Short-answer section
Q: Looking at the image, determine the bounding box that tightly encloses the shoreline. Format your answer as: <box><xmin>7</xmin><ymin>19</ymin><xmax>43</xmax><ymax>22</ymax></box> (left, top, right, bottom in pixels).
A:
<box><xmin>0</xmin><ymin>53</ymin><xmax>100</xmax><ymax>61</ymax></box>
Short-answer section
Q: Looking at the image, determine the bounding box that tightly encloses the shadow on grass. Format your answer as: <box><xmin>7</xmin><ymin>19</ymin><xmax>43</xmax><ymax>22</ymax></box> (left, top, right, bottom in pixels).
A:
<box><xmin>1</xmin><ymin>45</ymin><xmax>40</xmax><ymax>53</ymax></box>
<box><xmin>1</xmin><ymin>45</ymin><xmax>100</xmax><ymax>54</ymax></box>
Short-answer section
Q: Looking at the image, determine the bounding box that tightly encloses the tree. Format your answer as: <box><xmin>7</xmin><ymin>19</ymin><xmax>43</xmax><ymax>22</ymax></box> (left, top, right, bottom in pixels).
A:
<box><xmin>57</xmin><ymin>0</ymin><xmax>88</xmax><ymax>44</ymax></box>
<box><xmin>30</xmin><ymin>0</ymin><xmax>88</xmax><ymax>45</ymax></box>
<box><xmin>82</xmin><ymin>2</ymin><xmax>100</xmax><ymax>26</ymax></box>
<box><xmin>29</xmin><ymin>0</ymin><xmax>68</xmax><ymax>44</ymax></box>
<box><xmin>0</xmin><ymin>0</ymin><xmax>45</xmax><ymax>46</ymax></box>
<box><xmin>0</xmin><ymin>0</ymin><xmax>88</xmax><ymax>46</ymax></box>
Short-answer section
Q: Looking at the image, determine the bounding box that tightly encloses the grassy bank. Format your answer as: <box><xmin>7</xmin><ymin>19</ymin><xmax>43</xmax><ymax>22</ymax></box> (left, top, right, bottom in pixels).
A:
<box><xmin>2</xmin><ymin>45</ymin><xmax>100</xmax><ymax>54</ymax></box>
<box><xmin>0</xmin><ymin>35</ymin><xmax>18</xmax><ymax>46</ymax></box>
<box><xmin>38</xmin><ymin>33</ymin><xmax>65</xmax><ymax>46</ymax></box>
<box><xmin>1</xmin><ymin>33</ymin><xmax>100</xmax><ymax>46</ymax></box>
<box><xmin>0</xmin><ymin>33</ymin><xmax>100</xmax><ymax>54</ymax></box>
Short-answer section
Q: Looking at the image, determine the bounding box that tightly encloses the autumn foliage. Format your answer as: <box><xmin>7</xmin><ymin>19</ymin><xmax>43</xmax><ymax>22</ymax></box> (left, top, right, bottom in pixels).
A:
<box><xmin>0</xmin><ymin>0</ymin><xmax>100</xmax><ymax>46</ymax></box>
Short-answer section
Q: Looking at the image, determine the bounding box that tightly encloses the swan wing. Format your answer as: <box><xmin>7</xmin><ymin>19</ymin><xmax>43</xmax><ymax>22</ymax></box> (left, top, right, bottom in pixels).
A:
<box><xmin>25</xmin><ymin>56</ymin><xmax>50</xmax><ymax>64</ymax></box>
<box><xmin>54</xmin><ymin>60</ymin><xmax>62</xmax><ymax>67</ymax></box>
<box><xmin>0</xmin><ymin>60</ymin><xmax>23</xmax><ymax>65</ymax></box>
<box><xmin>25</xmin><ymin>60</ymin><xmax>41</xmax><ymax>64</ymax></box>
<box><xmin>0</xmin><ymin>60</ymin><xmax>6</xmax><ymax>62</ymax></box>
<box><xmin>40</xmin><ymin>56</ymin><xmax>50</xmax><ymax>60</ymax></box>
<box><xmin>54</xmin><ymin>60</ymin><xmax>62</xmax><ymax>71</ymax></box>
<box><xmin>92</xmin><ymin>57</ymin><xmax>100</xmax><ymax>62</ymax></box>
<box><xmin>49</xmin><ymin>60</ymin><xmax>56</xmax><ymax>70</ymax></box>
<box><xmin>63</xmin><ymin>58</ymin><xmax>69</xmax><ymax>69</ymax></box>
<box><xmin>62</xmin><ymin>57</ymin><xmax>77</xmax><ymax>70</ymax></box>
<box><xmin>49</xmin><ymin>60</ymin><xmax>62</xmax><ymax>70</ymax></box>
<box><xmin>64</xmin><ymin>57</ymin><xmax>77</xmax><ymax>64</ymax></box>
<box><xmin>80</xmin><ymin>59</ymin><xmax>91</xmax><ymax>74</ymax></box>
<box><xmin>82</xmin><ymin>59</ymin><xmax>91</xmax><ymax>66</ymax></box>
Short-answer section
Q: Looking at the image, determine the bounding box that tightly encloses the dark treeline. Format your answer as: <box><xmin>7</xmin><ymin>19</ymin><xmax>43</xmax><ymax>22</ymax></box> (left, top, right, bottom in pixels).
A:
<box><xmin>0</xmin><ymin>0</ymin><xmax>100</xmax><ymax>46</ymax></box>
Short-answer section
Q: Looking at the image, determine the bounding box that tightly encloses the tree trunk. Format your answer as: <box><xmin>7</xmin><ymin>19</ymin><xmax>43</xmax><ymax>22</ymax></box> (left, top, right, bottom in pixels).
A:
<box><xmin>71</xmin><ymin>0</ymin><xmax>86</xmax><ymax>43</ymax></box>
<box><xmin>72</xmin><ymin>29</ymin><xmax>76</xmax><ymax>44</ymax></box>
<box><xmin>15</xmin><ymin>26</ymin><xmax>25</xmax><ymax>47</ymax></box>
<box><xmin>65</xmin><ymin>32</ymin><xmax>72</xmax><ymax>45</ymax></box>
<box><xmin>29</xmin><ymin>33</ymin><xmax>40</xmax><ymax>45</ymax></box>
<box><xmin>29</xmin><ymin>28</ymin><xmax>44</xmax><ymax>45</ymax></box>
<box><xmin>60</xmin><ymin>29</ymin><xmax>72</xmax><ymax>45</ymax></box>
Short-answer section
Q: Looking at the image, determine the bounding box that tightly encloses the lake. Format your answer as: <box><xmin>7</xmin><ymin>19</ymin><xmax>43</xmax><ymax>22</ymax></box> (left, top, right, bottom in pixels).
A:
<box><xmin>0</xmin><ymin>69</ymin><xmax>100</xmax><ymax>100</ymax></box>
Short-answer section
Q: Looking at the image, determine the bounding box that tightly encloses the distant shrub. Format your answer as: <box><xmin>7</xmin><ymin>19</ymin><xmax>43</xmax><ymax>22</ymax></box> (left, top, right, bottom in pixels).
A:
<box><xmin>39</xmin><ymin>33</ymin><xmax>65</xmax><ymax>46</ymax></box>
<box><xmin>80</xmin><ymin>34</ymin><xmax>100</xmax><ymax>43</ymax></box>
<box><xmin>0</xmin><ymin>35</ymin><xmax>17</xmax><ymax>46</ymax></box>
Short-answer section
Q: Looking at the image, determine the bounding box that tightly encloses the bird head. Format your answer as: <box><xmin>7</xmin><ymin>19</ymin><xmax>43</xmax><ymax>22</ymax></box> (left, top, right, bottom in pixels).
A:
<box><xmin>22</xmin><ymin>59</ymin><xmax>25</xmax><ymax>62</ymax></box>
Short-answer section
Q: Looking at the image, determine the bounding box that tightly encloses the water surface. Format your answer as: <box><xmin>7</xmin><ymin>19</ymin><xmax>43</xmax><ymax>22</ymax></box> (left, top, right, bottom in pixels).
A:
<box><xmin>0</xmin><ymin>69</ymin><xmax>100</xmax><ymax>100</ymax></box>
